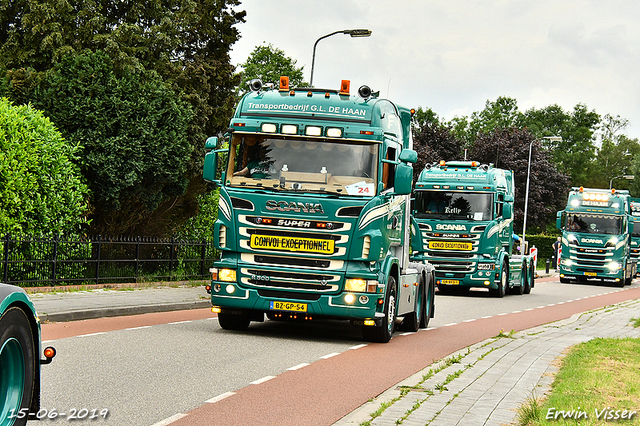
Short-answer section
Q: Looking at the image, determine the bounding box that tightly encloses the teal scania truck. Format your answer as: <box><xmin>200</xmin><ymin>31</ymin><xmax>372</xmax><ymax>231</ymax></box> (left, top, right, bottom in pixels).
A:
<box><xmin>411</xmin><ymin>161</ymin><xmax>535</xmax><ymax>297</ymax></box>
<box><xmin>556</xmin><ymin>187</ymin><xmax>634</xmax><ymax>286</ymax></box>
<box><xmin>1</xmin><ymin>283</ymin><xmax>56</xmax><ymax>426</ymax></box>
<box><xmin>202</xmin><ymin>77</ymin><xmax>435</xmax><ymax>342</ymax></box>
<box><xmin>630</xmin><ymin>198</ymin><xmax>640</xmax><ymax>276</ymax></box>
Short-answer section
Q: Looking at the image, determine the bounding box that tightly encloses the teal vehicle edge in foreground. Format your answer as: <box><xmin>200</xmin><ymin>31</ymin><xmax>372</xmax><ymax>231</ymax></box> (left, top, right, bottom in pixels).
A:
<box><xmin>203</xmin><ymin>77</ymin><xmax>435</xmax><ymax>342</ymax></box>
<box><xmin>0</xmin><ymin>283</ymin><xmax>55</xmax><ymax>426</ymax></box>
<box><xmin>412</xmin><ymin>161</ymin><xmax>535</xmax><ymax>297</ymax></box>
<box><xmin>556</xmin><ymin>187</ymin><xmax>634</xmax><ymax>286</ymax></box>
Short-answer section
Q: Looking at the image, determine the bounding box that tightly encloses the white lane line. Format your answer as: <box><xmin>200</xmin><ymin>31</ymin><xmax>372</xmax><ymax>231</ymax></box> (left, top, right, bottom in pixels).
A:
<box><xmin>150</xmin><ymin>413</ymin><xmax>187</xmax><ymax>426</ymax></box>
<box><xmin>250</xmin><ymin>376</ymin><xmax>275</xmax><ymax>385</ymax></box>
<box><xmin>349</xmin><ymin>344</ymin><xmax>368</xmax><ymax>350</ymax></box>
<box><xmin>497</xmin><ymin>313</ymin><xmax>509</xmax><ymax>316</ymax></box>
<box><xmin>288</xmin><ymin>363</ymin><xmax>309</xmax><ymax>371</ymax></box>
<box><xmin>125</xmin><ymin>325</ymin><xmax>152</xmax><ymax>331</ymax></box>
<box><xmin>206</xmin><ymin>391</ymin><xmax>235</xmax><ymax>403</ymax></box>
<box><xmin>76</xmin><ymin>332</ymin><xmax>106</xmax><ymax>338</ymax></box>
<box><xmin>463</xmin><ymin>318</ymin><xmax>476</xmax><ymax>323</ymax></box>
<box><xmin>511</xmin><ymin>310</ymin><xmax>521</xmax><ymax>314</ymax></box>
<box><xmin>443</xmin><ymin>322</ymin><xmax>458</xmax><ymax>327</ymax></box>
<box><xmin>167</xmin><ymin>320</ymin><xmax>192</xmax><ymax>325</ymax></box>
<box><xmin>320</xmin><ymin>352</ymin><xmax>340</xmax><ymax>359</ymax></box>
<box><xmin>400</xmin><ymin>332</ymin><xmax>414</xmax><ymax>336</ymax></box>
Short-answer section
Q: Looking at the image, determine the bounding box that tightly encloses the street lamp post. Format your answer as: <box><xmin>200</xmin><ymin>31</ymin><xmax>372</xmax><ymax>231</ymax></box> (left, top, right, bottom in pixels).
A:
<box><xmin>309</xmin><ymin>29</ymin><xmax>372</xmax><ymax>87</ymax></box>
<box><xmin>609</xmin><ymin>174</ymin><xmax>634</xmax><ymax>189</ymax></box>
<box><xmin>521</xmin><ymin>136</ymin><xmax>562</xmax><ymax>255</ymax></box>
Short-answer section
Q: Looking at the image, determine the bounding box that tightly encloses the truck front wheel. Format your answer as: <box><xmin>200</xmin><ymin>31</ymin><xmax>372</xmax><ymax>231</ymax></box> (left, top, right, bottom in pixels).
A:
<box><xmin>0</xmin><ymin>307</ymin><xmax>36</xmax><ymax>426</ymax></box>
<box><xmin>363</xmin><ymin>276</ymin><xmax>397</xmax><ymax>343</ymax></box>
<box><xmin>217</xmin><ymin>311</ymin><xmax>251</xmax><ymax>331</ymax></box>
<box><xmin>492</xmin><ymin>262</ymin><xmax>508</xmax><ymax>298</ymax></box>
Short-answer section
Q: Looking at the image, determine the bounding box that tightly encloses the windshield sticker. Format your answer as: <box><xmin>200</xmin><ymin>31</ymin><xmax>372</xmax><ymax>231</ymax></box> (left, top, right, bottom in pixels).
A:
<box><xmin>345</xmin><ymin>181</ymin><xmax>375</xmax><ymax>196</ymax></box>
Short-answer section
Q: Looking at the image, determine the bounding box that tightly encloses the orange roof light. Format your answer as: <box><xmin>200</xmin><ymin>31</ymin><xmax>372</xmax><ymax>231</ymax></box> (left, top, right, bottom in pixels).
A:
<box><xmin>471</xmin><ymin>161</ymin><xmax>478</xmax><ymax>167</ymax></box>
<box><xmin>579</xmin><ymin>186</ymin><xmax>584</xmax><ymax>193</ymax></box>
<box><xmin>279</xmin><ymin>76</ymin><xmax>289</xmax><ymax>92</ymax></box>
<box><xmin>439</xmin><ymin>160</ymin><xmax>446</xmax><ymax>166</ymax></box>
<box><xmin>340</xmin><ymin>80</ymin><xmax>350</xmax><ymax>96</ymax></box>
<box><xmin>612</xmin><ymin>188</ymin><xmax>616</xmax><ymax>195</ymax></box>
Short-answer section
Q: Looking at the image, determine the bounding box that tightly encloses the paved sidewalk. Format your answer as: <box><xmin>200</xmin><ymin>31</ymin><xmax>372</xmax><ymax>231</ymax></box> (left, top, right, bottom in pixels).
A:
<box><xmin>28</xmin><ymin>284</ymin><xmax>211</xmax><ymax>322</ymax></box>
<box><xmin>333</xmin><ymin>298</ymin><xmax>640</xmax><ymax>426</ymax></box>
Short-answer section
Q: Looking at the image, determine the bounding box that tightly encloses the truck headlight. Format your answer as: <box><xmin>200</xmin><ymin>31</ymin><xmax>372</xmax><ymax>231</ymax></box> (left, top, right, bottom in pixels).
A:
<box><xmin>604</xmin><ymin>238</ymin><xmax>618</xmax><ymax>248</ymax></box>
<box><xmin>345</xmin><ymin>278</ymin><xmax>378</xmax><ymax>293</ymax></box>
<box><xmin>607</xmin><ymin>261</ymin><xmax>622</xmax><ymax>270</ymax></box>
<box><xmin>567</xmin><ymin>234</ymin><xmax>579</xmax><ymax>245</ymax></box>
<box><xmin>210</xmin><ymin>267</ymin><xmax>236</xmax><ymax>282</ymax></box>
<box><xmin>562</xmin><ymin>259</ymin><xmax>573</xmax><ymax>267</ymax></box>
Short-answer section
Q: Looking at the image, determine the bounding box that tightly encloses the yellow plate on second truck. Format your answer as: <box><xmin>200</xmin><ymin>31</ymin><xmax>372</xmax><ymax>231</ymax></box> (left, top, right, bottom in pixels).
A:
<box><xmin>585</xmin><ymin>272</ymin><xmax>597</xmax><ymax>277</ymax></box>
<box><xmin>441</xmin><ymin>279</ymin><xmax>459</xmax><ymax>285</ymax></box>
<box><xmin>428</xmin><ymin>241</ymin><xmax>473</xmax><ymax>251</ymax></box>
<box><xmin>270</xmin><ymin>301</ymin><xmax>307</xmax><ymax>312</ymax></box>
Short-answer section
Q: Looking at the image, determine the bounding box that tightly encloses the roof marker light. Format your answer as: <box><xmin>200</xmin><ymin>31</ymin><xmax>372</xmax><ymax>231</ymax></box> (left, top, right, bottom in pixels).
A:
<box><xmin>279</xmin><ymin>76</ymin><xmax>289</xmax><ymax>92</ymax></box>
<box><xmin>340</xmin><ymin>80</ymin><xmax>350</xmax><ymax>96</ymax></box>
<box><xmin>306</xmin><ymin>126</ymin><xmax>322</xmax><ymax>136</ymax></box>
<box><xmin>261</xmin><ymin>123</ymin><xmax>277</xmax><ymax>133</ymax></box>
<box><xmin>439</xmin><ymin>160</ymin><xmax>446</xmax><ymax>166</ymax></box>
<box><xmin>282</xmin><ymin>124</ymin><xmax>298</xmax><ymax>134</ymax></box>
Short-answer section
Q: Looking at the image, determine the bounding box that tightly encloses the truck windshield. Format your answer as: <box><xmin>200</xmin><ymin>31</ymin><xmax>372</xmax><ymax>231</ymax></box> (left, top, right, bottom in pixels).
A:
<box><xmin>413</xmin><ymin>191</ymin><xmax>493</xmax><ymax>221</ymax></box>
<box><xmin>564</xmin><ymin>213</ymin><xmax>623</xmax><ymax>235</ymax></box>
<box><xmin>227</xmin><ymin>135</ymin><xmax>378</xmax><ymax>196</ymax></box>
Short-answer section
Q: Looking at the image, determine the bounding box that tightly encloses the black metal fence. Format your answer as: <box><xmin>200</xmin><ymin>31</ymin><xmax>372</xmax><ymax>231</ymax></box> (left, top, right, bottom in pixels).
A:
<box><xmin>1</xmin><ymin>234</ymin><xmax>218</xmax><ymax>287</ymax></box>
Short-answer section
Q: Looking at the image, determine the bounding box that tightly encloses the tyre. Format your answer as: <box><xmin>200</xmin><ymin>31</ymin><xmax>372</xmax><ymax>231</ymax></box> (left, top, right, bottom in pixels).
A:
<box><xmin>399</xmin><ymin>277</ymin><xmax>424</xmax><ymax>332</ymax></box>
<box><xmin>420</xmin><ymin>275</ymin><xmax>435</xmax><ymax>329</ymax></box>
<box><xmin>560</xmin><ymin>277</ymin><xmax>570</xmax><ymax>284</ymax></box>
<box><xmin>362</xmin><ymin>276</ymin><xmax>397</xmax><ymax>343</ymax></box>
<box><xmin>217</xmin><ymin>311</ymin><xmax>251</xmax><ymax>330</ymax></box>
<box><xmin>523</xmin><ymin>261</ymin><xmax>533</xmax><ymax>294</ymax></box>
<box><xmin>0</xmin><ymin>307</ymin><xmax>36</xmax><ymax>426</ymax></box>
<box><xmin>491</xmin><ymin>262</ymin><xmax>508</xmax><ymax>298</ymax></box>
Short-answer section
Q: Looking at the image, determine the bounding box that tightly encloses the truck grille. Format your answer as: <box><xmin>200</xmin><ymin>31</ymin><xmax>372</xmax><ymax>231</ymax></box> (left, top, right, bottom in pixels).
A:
<box><xmin>240</xmin><ymin>267</ymin><xmax>340</xmax><ymax>292</ymax></box>
<box><xmin>567</xmin><ymin>245</ymin><xmax>612</xmax><ymax>273</ymax></box>
<box><xmin>422</xmin><ymin>232</ymin><xmax>480</xmax><ymax>273</ymax></box>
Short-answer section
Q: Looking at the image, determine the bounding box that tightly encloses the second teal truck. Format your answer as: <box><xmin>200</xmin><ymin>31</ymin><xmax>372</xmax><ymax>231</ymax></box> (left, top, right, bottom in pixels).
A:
<box><xmin>412</xmin><ymin>161</ymin><xmax>535</xmax><ymax>297</ymax></box>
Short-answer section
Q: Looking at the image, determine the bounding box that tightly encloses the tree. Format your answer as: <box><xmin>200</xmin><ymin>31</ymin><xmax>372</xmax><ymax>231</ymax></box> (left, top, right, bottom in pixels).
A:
<box><xmin>238</xmin><ymin>43</ymin><xmax>306</xmax><ymax>94</ymax></box>
<box><xmin>0</xmin><ymin>0</ymin><xmax>245</xmax><ymax>236</ymax></box>
<box><xmin>0</xmin><ymin>98</ymin><xmax>88</xmax><ymax>236</ymax></box>
<box><xmin>32</xmin><ymin>52</ymin><xmax>194</xmax><ymax>235</ymax></box>
<box><xmin>469</xmin><ymin>128</ymin><xmax>569</xmax><ymax>233</ymax></box>
<box><xmin>520</xmin><ymin>103</ymin><xmax>600</xmax><ymax>186</ymax></box>
<box><xmin>412</xmin><ymin>110</ymin><xmax>466</xmax><ymax>183</ymax></box>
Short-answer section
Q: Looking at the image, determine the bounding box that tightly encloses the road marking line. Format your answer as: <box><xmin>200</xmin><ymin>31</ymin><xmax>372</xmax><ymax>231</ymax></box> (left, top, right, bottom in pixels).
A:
<box><xmin>250</xmin><ymin>376</ymin><xmax>275</xmax><ymax>385</ymax></box>
<box><xmin>168</xmin><ymin>320</ymin><xmax>192</xmax><ymax>325</ymax></box>
<box><xmin>443</xmin><ymin>322</ymin><xmax>458</xmax><ymax>327</ymax></box>
<box><xmin>463</xmin><ymin>318</ymin><xmax>476</xmax><ymax>323</ymax></box>
<box><xmin>399</xmin><ymin>332</ymin><xmax>414</xmax><ymax>336</ymax></box>
<box><xmin>349</xmin><ymin>344</ymin><xmax>368</xmax><ymax>350</ymax></box>
<box><xmin>125</xmin><ymin>326</ymin><xmax>152</xmax><ymax>331</ymax></box>
<box><xmin>497</xmin><ymin>313</ymin><xmax>509</xmax><ymax>316</ymax></box>
<box><xmin>150</xmin><ymin>413</ymin><xmax>187</xmax><ymax>426</ymax></box>
<box><xmin>288</xmin><ymin>363</ymin><xmax>309</xmax><ymax>371</ymax></box>
<box><xmin>206</xmin><ymin>391</ymin><xmax>235</xmax><ymax>403</ymax></box>
<box><xmin>511</xmin><ymin>310</ymin><xmax>521</xmax><ymax>314</ymax></box>
<box><xmin>76</xmin><ymin>332</ymin><xmax>106</xmax><ymax>338</ymax></box>
<box><xmin>320</xmin><ymin>352</ymin><xmax>340</xmax><ymax>359</ymax></box>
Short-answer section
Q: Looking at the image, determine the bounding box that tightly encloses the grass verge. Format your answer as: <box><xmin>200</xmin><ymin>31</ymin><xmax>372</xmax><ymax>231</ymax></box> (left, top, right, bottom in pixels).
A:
<box><xmin>516</xmin><ymin>337</ymin><xmax>640</xmax><ymax>425</ymax></box>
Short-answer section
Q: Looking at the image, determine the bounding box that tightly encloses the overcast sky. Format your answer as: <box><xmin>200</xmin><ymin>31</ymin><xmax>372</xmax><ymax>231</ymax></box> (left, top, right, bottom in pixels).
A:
<box><xmin>229</xmin><ymin>0</ymin><xmax>640</xmax><ymax>139</ymax></box>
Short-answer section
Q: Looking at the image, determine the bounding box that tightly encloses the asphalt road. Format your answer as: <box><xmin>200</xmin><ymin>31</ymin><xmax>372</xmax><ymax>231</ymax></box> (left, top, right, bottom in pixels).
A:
<box><xmin>30</xmin><ymin>277</ymin><xmax>640</xmax><ymax>426</ymax></box>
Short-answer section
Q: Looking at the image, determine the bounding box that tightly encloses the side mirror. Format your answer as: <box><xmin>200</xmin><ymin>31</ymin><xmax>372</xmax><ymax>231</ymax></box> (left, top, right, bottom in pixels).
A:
<box><xmin>504</xmin><ymin>194</ymin><xmax>514</xmax><ymax>202</ymax></box>
<box><xmin>394</xmin><ymin>163</ymin><xmax>413</xmax><ymax>195</ymax></box>
<box><xmin>556</xmin><ymin>211</ymin><xmax>563</xmax><ymax>230</ymax></box>
<box><xmin>398</xmin><ymin>149</ymin><xmax>417</xmax><ymax>164</ymax></box>
<box><xmin>502</xmin><ymin>202</ymin><xmax>513</xmax><ymax>219</ymax></box>
<box><xmin>205</xmin><ymin>136</ymin><xmax>218</xmax><ymax>150</ymax></box>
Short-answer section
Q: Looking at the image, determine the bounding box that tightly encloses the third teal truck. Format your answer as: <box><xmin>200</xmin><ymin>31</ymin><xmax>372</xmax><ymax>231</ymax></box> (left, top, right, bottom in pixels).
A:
<box><xmin>412</xmin><ymin>161</ymin><xmax>535</xmax><ymax>297</ymax></box>
<box><xmin>557</xmin><ymin>187</ymin><xmax>634</xmax><ymax>286</ymax></box>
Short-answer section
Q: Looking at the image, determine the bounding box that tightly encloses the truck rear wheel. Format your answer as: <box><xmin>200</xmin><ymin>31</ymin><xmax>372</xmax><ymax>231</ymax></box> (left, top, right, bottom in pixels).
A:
<box><xmin>513</xmin><ymin>262</ymin><xmax>526</xmax><ymax>295</ymax></box>
<box><xmin>217</xmin><ymin>311</ymin><xmax>251</xmax><ymax>331</ymax></box>
<box><xmin>523</xmin><ymin>261</ymin><xmax>533</xmax><ymax>294</ymax></box>
<box><xmin>420</xmin><ymin>275</ymin><xmax>435</xmax><ymax>329</ymax></box>
<box><xmin>362</xmin><ymin>276</ymin><xmax>397</xmax><ymax>343</ymax></box>
<box><xmin>0</xmin><ymin>307</ymin><xmax>36</xmax><ymax>426</ymax></box>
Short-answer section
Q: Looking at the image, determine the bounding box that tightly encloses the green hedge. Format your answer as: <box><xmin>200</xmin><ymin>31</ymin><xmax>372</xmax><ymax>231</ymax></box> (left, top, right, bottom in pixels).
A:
<box><xmin>523</xmin><ymin>234</ymin><xmax>561</xmax><ymax>264</ymax></box>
